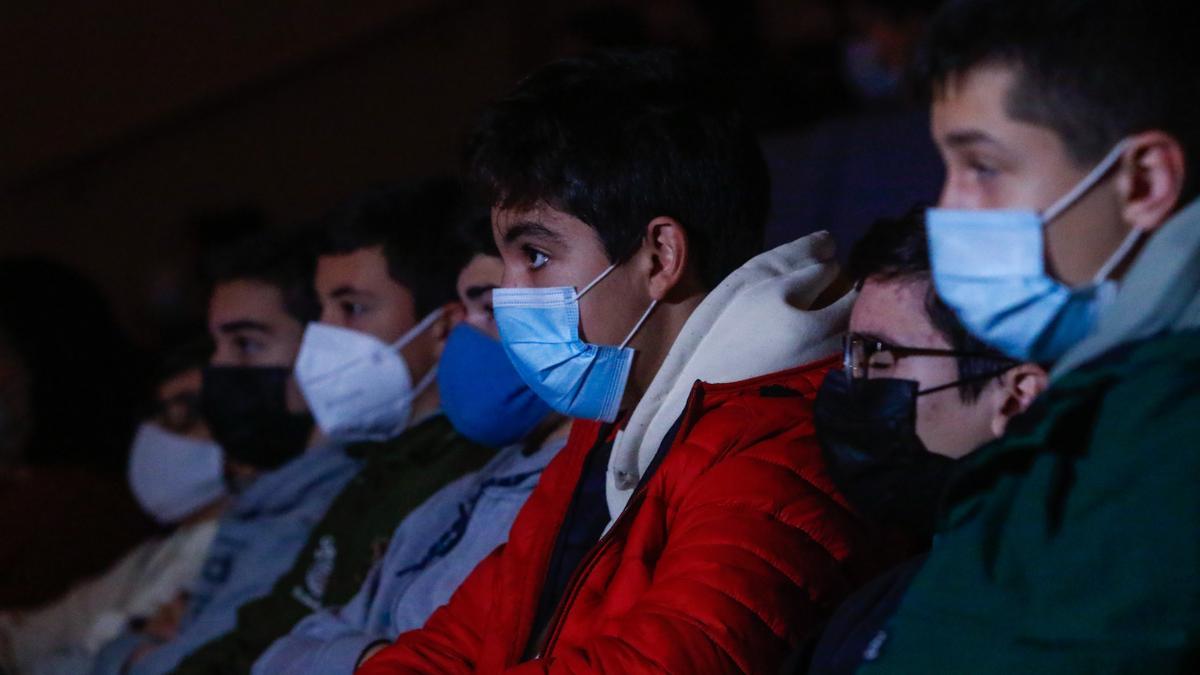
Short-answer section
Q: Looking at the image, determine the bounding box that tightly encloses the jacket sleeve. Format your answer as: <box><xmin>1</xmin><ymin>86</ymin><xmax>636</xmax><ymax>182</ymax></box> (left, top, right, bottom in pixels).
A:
<box><xmin>356</xmin><ymin>546</ymin><xmax>503</xmax><ymax>674</ymax></box>
<box><xmin>524</xmin><ymin>413</ymin><xmax>858</xmax><ymax>674</ymax></box>
<box><xmin>364</xmin><ymin>405</ymin><xmax>863</xmax><ymax>675</ymax></box>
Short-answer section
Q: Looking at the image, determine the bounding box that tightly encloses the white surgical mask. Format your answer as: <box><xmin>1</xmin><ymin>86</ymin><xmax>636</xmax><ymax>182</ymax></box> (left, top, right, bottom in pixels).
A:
<box><xmin>128</xmin><ymin>422</ymin><xmax>226</xmax><ymax>524</ymax></box>
<box><xmin>295</xmin><ymin>308</ymin><xmax>443</xmax><ymax>442</ymax></box>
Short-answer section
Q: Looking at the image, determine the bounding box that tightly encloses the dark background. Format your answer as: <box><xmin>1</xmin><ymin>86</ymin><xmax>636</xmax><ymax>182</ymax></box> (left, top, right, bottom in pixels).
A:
<box><xmin>0</xmin><ymin>0</ymin><xmax>909</xmax><ymax>349</ymax></box>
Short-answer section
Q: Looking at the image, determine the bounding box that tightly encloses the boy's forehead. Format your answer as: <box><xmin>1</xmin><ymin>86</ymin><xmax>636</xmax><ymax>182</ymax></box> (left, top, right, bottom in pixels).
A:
<box><xmin>851</xmin><ymin>277</ymin><xmax>949</xmax><ymax>349</ymax></box>
<box><xmin>208</xmin><ymin>279</ymin><xmax>288</xmax><ymax>326</ymax></box>
<box><xmin>931</xmin><ymin>64</ymin><xmax>1021</xmax><ymax>145</ymax></box>
<box><xmin>315</xmin><ymin>246</ymin><xmax>388</xmax><ymax>290</ymax></box>
<box><xmin>492</xmin><ymin>204</ymin><xmax>588</xmax><ymax>241</ymax></box>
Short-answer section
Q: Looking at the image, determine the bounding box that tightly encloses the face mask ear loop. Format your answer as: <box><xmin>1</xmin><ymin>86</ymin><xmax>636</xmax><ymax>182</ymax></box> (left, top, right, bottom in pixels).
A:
<box><xmin>916</xmin><ymin>362</ymin><xmax>1020</xmax><ymax>397</ymax></box>
<box><xmin>1043</xmin><ymin>140</ymin><xmax>1131</xmax><ymax>224</ymax></box>
<box><xmin>1092</xmin><ymin>228</ymin><xmax>1145</xmax><ymax>284</ymax></box>
<box><xmin>410</xmin><ymin>362</ymin><xmax>439</xmax><ymax>399</ymax></box>
<box><xmin>619</xmin><ymin>300</ymin><xmax>659</xmax><ymax>350</ymax></box>
<box><xmin>576</xmin><ymin>263</ymin><xmax>620</xmax><ymax>300</ymax></box>
<box><xmin>390</xmin><ymin>307</ymin><xmax>446</xmax><ymax>353</ymax></box>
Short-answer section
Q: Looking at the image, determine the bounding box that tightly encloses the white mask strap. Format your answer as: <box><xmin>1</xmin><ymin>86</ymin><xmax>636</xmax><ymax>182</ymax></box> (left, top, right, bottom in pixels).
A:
<box><xmin>577</xmin><ymin>263</ymin><xmax>620</xmax><ymax>299</ymax></box>
<box><xmin>1043</xmin><ymin>140</ymin><xmax>1131</xmax><ymax>224</ymax></box>
<box><xmin>411</xmin><ymin>362</ymin><xmax>439</xmax><ymax>399</ymax></box>
<box><xmin>574</xmin><ymin>260</ymin><xmax>657</xmax><ymax>350</ymax></box>
<box><xmin>619</xmin><ymin>300</ymin><xmax>659</xmax><ymax>350</ymax></box>
<box><xmin>390</xmin><ymin>307</ymin><xmax>445</xmax><ymax>353</ymax></box>
<box><xmin>1093</xmin><ymin>228</ymin><xmax>1145</xmax><ymax>283</ymax></box>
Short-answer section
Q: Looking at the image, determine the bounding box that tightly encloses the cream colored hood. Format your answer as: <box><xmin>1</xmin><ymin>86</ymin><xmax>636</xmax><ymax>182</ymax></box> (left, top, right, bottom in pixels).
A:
<box><xmin>605</xmin><ymin>231</ymin><xmax>852</xmax><ymax>519</ymax></box>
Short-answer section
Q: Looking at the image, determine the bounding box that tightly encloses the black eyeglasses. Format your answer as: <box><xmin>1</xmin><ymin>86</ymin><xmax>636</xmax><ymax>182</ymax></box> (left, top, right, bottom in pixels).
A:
<box><xmin>843</xmin><ymin>333</ymin><xmax>1016</xmax><ymax>380</ymax></box>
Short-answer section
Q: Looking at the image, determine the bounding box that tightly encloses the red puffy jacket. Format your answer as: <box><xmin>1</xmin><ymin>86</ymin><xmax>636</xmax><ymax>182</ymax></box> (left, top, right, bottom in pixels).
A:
<box><xmin>358</xmin><ymin>355</ymin><xmax>909</xmax><ymax>674</ymax></box>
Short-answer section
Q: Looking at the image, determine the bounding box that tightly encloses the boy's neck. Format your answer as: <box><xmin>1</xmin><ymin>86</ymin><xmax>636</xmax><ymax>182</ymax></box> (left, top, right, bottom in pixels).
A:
<box><xmin>410</xmin><ymin>381</ymin><xmax>441</xmax><ymax>426</ymax></box>
<box><xmin>621</xmin><ymin>289</ymin><xmax>707</xmax><ymax>413</ymax></box>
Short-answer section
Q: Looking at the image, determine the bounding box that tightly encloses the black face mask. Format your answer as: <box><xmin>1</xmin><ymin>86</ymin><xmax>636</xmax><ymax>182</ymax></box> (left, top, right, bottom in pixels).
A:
<box><xmin>200</xmin><ymin>366</ymin><xmax>314</xmax><ymax>471</ymax></box>
<box><xmin>813</xmin><ymin>369</ymin><xmax>956</xmax><ymax>538</ymax></box>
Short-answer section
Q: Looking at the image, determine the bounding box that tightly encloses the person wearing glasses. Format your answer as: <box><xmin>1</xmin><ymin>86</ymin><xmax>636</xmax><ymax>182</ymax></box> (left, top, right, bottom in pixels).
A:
<box><xmin>793</xmin><ymin>210</ymin><xmax>1048</xmax><ymax>674</ymax></box>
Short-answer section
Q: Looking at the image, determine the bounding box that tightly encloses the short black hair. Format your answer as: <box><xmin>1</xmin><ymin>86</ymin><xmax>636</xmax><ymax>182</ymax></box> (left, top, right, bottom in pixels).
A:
<box><xmin>847</xmin><ymin>210</ymin><xmax>1013</xmax><ymax>403</ymax></box>
<box><xmin>455</xmin><ymin>213</ymin><xmax>500</xmax><ymax>260</ymax></box>
<box><xmin>205</xmin><ymin>229</ymin><xmax>320</xmax><ymax>325</ymax></box>
<box><xmin>155</xmin><ymin>334</ymin><xmax>214</xmax><ymax>385</ymax></box>
<box><xmin>315</xmin><ymin>180</ymin><xmax>479</xmax><ymax>316</ymax></box>
<box><xmin>467</xmin><ymin>49</ymin><xmax>770</xmax><ymax>289</ymax></box>
<box><xmin>920</xmin><ymin>0</ymin><xmax>1200</xmax><ymax>199</ymax></box>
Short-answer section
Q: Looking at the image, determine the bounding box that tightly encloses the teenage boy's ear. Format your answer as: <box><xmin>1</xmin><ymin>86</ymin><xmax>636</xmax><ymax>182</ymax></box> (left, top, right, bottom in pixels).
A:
<box><xmin>1117</xmin><ymin>130</ymin><xmax>1188</xmax><ymax>232</ymax></box>
<box><xmin>638</xmin><ymin>216</ymin><xmax>702</xmax><ymax>302</ymax></box>
<box><xmin>989</xmin><ymin>363</ymin><xmax>1049</xmax><ymax>438</ymax></box>
<box><xmin>430</xmin><ymin>301</ymin><xmax>465</xmax><ymax>358</ymax></box>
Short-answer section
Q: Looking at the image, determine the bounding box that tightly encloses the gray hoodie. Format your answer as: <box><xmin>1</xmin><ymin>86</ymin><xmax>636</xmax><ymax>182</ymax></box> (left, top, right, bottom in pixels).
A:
<box><xmin>1053</xmin><ymin>196</ymin><xmax>1200</xmax><ymax>377</ymax></box>
<box><xmin>90</xmin><ymin>442</ymin><xmax>361</xmax><ymax>675</ymax></box>
<box><xmin>251</xmin><ymin>436</ymin><xmax>567</xmax><ymax>674</ymax></box>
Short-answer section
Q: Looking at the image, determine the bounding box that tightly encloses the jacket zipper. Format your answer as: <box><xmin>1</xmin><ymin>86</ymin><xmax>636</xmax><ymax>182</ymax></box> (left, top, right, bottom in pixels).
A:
<box><xmin>534</xmin><ymin>488</ymin><xmax>647</xmax><ymax>659</ymax></box>
<box><xmin>532</xmin><ymin>385</ymin><xmax>709</xmax><ymax>661</ymax></box>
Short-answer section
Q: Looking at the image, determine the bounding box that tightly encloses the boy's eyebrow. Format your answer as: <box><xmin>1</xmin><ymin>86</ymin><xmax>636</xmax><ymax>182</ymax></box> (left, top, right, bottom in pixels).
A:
<box><xmin>853</xmin><ymin>331</ymin><xmax>893</xmax><ymax>345</ymax></box>
<box><xmin>942</xmin><ymin>128</ymin><xmax>1004</xmax><ymax>150</ymax></box>
<box><xmin>217</xmin><ymin>319</ymin><xmax>272</xmax><ymax>335</ymax></box>
<box><xmin>464</xmin><ymin>283</ymin><xmax>497</xmax><ymax>300</ymax></box>
<box><xmin>503</xmin><ymin>221</ymin><xmax>565</xmax><ymax>246</ymax></box>
<box><xmin>329</xmin><ymin>286</ymin><xmax>374</xmax><ymax>300</ymax></box>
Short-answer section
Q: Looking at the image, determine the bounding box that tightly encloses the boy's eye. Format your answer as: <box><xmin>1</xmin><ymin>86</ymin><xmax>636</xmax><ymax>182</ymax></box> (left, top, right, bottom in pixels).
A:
<box><xmin>234</xmin><ymin>336</ymin><xmax>263</xmax><ymax>355</ymax></box>
<box><xmin>342</xmin><ymin>302</ymin><xmax>368</xmax><ymax>317</ymax></box>
<box><xmin>524</xmin><ymin>247</ymin><xmax>550</xmax><ymax>270</ymax></box>
<box><xmin>966</xmin><ymin>157</ymin><xmax>999</xmax><ymax>180</ymax></box>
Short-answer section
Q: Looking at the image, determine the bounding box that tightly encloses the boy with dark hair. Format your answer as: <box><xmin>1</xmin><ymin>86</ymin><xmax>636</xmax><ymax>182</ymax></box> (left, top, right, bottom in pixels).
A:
<box><xmin>250</xmin><ymin>215</ymin><xmax>569</xmax><ymax>674</ymax></box>
<box><xmin>164</xmin><ymin>182</ymin><xmax>503</xmax><ymax>674</ymax></box>
<box><xmin>360</xmin><ymin>50</ymin><xmax>905</xmax><ymax>675</ymax></box>
<box><xmin>816</xmin><ymin>211</ymin><xmax>1047</xmax><ymax>534</ymax></box>
<box><xmin>857</xmin><ymin>1</ymin><xmax>1200</xmax><ymax>671</ymax></box>
<box><xmin>797</xmin><ymin>211</ymin><xmax>1047</xmax><ymax>674</ymax></box>
<box><xmin>92</xmin><ymin>230</ymin><xmax>365</xmax><ymax>674</ymax></box>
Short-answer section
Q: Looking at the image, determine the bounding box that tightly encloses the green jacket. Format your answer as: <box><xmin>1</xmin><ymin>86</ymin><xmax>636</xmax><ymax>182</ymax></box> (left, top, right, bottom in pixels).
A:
<box><xmin>862</xmin><ymin>198</ymin><xmax>1200</xmax><ymax>674</ymax></box>
<box><xmin>171</xmin><ymin>415</ymin><xmax>493</xmax><ymax>675</ymax></box>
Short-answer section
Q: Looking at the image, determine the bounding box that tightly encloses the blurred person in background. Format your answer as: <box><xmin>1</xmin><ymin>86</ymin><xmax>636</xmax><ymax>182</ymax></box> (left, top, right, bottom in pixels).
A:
<box><xmin>162</xmin><ymin>181</ymin><xmax>499</xmax><ymax>674</ymax></box>
<box><xmin>0</xmin><ymin>338</ymin><xmax>230</xmax><ymax>675</ymax></box>
<box><xmin>761</xmin><ymin>0</ymin><xmax>944</xmax><ymax>261</ymax></box>
<box><xmin>90</xmin><ymin>230</ymin><xmax>363</xmax><ymax>675</ymax></box>
<box><xmin>0</xmin><ymin>257</ymin><xmax>149</xmax><ymax>470</ymax></box>
<box><xmin>253</xmin><ymin>214</ymin><xmax>570</xmax><ymax>674</ymax></box>
<box><xmin>0</xmin><ymin>260</ymin><xmax>156</xmax><ymax>610</ymax></box>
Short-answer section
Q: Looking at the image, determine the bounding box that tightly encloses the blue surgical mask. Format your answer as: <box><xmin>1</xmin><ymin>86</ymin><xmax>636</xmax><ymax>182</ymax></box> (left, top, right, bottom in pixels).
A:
<box><xmin>437</xmin><ymin>323</ymin><xmax>552</xmax><ymax>447</ymax></box>
<box><xmin>492</xmin><ymin>263</ymin><xmax>657</xmax><ymax>422</ymax></box>
<box><xmin>926</xmin><ymin>140</ymin><xmax>1143</xmax><ymax>363</ymax></box>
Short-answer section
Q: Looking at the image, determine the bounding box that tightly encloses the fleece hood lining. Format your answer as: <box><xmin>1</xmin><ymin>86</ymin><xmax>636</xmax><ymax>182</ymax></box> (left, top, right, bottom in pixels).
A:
<box><xmin>604</xmin><ymin>232</ymin><xmax>851</xmax><ymax>520</ymax></box>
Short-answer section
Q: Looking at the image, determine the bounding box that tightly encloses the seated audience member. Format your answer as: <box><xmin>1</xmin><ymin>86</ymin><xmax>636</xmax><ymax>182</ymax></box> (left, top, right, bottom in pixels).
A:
<box><xmin>857</xmin><ymin>1</ymin><xmax>1200</xmax><ymax>672</ymax></box>
<box><xmin>0</xmin><ymin>340</ymin><xmax>229</xmax><ymax>675</ymax></box>
<box><xmin>358</xmin><ymin>50</ymin><xmax>908</xmax><ymax>675</ymax></box>
<box><xmin>0</xmin><ymin>257</ymin><xmax>147</xmax><ymax>471</ymax></box>
<box><xmin>798</xmin><ymin>211</ymin><xmax>1047</xmax><ymax>675</ymax></box>
<box><xmin>168</xmin><ymin>183</ymin><xmax>499</xmax><ymax>673</ymax></box>
<box><xmin>253</xmin><ymin>216</ymin><xmax>570</xmax><ymax>673</ymax></box>
<box><xmin>761</xmin><ymin>0</ymin><xmax>944</xmax><ymax>260</ymax></box>
<box><xmin>0</xmin><ymin>264</ymin><xmax>156</xmax><ymax>611</ymax></box>
<box><xmin>91</xmin><ymin>231</ymin><xmax>364</xmax><ymax>674</ymax></box>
